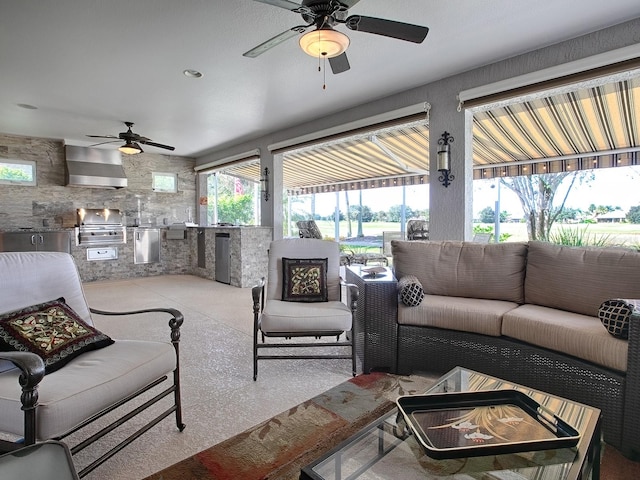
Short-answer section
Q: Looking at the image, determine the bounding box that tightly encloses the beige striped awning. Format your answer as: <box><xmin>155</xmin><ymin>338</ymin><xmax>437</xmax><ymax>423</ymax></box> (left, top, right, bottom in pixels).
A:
<box><xmin>473</xmin><ymin>75</ymin><xmax>640</xmax><ymax>179</ymax></box>
<box><xmin>217</xmin><ymin>75</ymin><xmax>640</xmax><ymax>190</ymax></box>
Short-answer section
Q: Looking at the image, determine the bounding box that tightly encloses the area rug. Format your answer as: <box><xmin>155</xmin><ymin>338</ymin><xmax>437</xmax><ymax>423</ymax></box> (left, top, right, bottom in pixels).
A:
<box><xmin>144</xmin><ymin>372</ymin><xmax>640</xmax><ymax>480</ymax></box>
<box><xmin>143</xmin><ymin>372</ymin><xmax>435</xmax><ymax>480</ymax></box>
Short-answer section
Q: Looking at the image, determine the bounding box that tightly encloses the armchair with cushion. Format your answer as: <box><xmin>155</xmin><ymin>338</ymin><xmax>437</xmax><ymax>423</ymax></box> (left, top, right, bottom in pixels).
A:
<box><xmin>252</xmin><ymin>238</ymin><xmax>358</xmax><ymax>380</ymax></box>
<box><xmin>296</xmin><ymin>220</ymin><xmax>323</xmax><ymax>239</ymax></box>
<box><xmin>406</xmin><ymin>219</ymin><xmax>429</xmax><ymax>240</ymax></box>
<box><xmin>0</xmin><ymin>252</ymin><xmax>185</xmax><ymax>477</ymax></box>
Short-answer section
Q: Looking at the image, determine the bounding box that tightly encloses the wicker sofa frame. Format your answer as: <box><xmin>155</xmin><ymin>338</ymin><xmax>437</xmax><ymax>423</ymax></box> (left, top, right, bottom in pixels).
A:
<box><xmin>396</xmin><ymin>321</ymin><xmax>639</xmax><ymax>459</ymax></box>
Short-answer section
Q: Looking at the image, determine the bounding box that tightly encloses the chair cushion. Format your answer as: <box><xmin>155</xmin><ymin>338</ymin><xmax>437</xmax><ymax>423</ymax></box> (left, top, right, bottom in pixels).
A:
<box><xmin>266</xmin><ymin>239</ymin><xmax>341</xmax><ymax>302</ymax></box>
<box><xmin>598</xmin><ymin>299</ymin><xmax>640</xmax><ymax>339</ymax></box>
<box><xmin>260</xmin><ymin>300</ymin><xmax>352</xmax><ymax>333</ymax></box>
<box><xmin>0</xmin><ymin>339</ymin><xmax>176</xmax><ymax>440</ymax></box>
<box><xmin>398</xmin><ymin>275</ymin><xmax>424</xmax><ymax>307</ymax></box>
<box><xmin>0</xmin><ymin>252</ymin><xmax>94</xmax><ymax>374</ymax></box>
<box><xmin>0</xmin><ymin>298</ymin><xmax>114</xmax><ymax>374</ymax></box>
<box><xmin>281</xmin><ymin>258</ymin><xmax>328</xmax><ymax>302</ymax></box>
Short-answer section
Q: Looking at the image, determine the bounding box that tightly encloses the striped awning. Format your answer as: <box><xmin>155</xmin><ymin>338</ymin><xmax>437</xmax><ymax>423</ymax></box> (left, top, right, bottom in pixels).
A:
<box><xmin>217</xmin><ymin>75</ymin><xmax>640</xmax><ymax>190</ymax></box>
<box><xmin>222</xmin><ymin>122</ymin><xmax>430</xmax><ymax>194</ymax></box>
<box><xmin>473</xmin><ymin>75</ymin><xmax>640</xmax><ymax>179</ymax></box>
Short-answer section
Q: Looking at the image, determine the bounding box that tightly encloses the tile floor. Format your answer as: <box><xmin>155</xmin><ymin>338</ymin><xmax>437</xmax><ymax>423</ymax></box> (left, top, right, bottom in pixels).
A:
<box><xmin>76</xmin><ymin>274</ymin><xmax>354</xmax><ymax>480</ymax></box>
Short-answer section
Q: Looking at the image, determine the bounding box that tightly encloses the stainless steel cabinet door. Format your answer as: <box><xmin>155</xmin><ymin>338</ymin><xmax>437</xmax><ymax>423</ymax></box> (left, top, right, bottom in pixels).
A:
<box><xmin>134</xmin><ymin>228</ymin><xmax>160</xmax><ymax>264</ymax></box>
<box><xmin>0</xmin><ymin>231</ymin><xmax>71</xmax><ymax>253</ymax></box>
<box><xmin>39</xmin><ymin>232</ymin><xmax>72</xmax><ymax>253</ymax></box>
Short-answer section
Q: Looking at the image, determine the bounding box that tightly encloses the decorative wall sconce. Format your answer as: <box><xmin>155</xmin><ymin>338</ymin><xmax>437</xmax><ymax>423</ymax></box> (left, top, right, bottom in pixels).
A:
<box><xmin>437</xmin><ymin>131</ymin><xmax>454</xmax><ymax>187</ymax></box>
<box><xmin>260</xmin><ymin>167</ymin><xmax>270</xmax><ymax>201</ymax></box>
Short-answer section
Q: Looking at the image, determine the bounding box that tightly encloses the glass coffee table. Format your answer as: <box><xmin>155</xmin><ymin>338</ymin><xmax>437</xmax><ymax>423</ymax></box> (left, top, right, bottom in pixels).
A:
<box><xmin>301</xmin><ymin>367</ymin><xmax>602</xmax><ymax>480</ymax></box>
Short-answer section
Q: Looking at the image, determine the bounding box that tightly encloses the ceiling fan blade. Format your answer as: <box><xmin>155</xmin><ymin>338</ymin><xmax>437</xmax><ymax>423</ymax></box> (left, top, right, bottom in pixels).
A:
<box><xmin>89</xmin><ymin>140</ymin><xmax>120</xmax><ymax>147</ymax></box>
<box><xmin>340</xmin><ymin>0</ymin><xmax>362</xmax><ymax>8</ymax></box>
<box><xmin>139</xmin><ymin>140</ymin><xmax>175</xmax><ymax>151</ymax></box>
<box><xmin>345</xmin><ymin>15</ymin><xmax>429</xmax><ymax>43</ymax></box>
<box><xmin>329</xmin><ymin>52</ymin><xmax>350</xmax><ymax>74</ymax></box>
<box><xmin>243</xmin><ymin>25</ymin><xmax>309</xmax><ymax>58</ymax></box>
<box><xmin>86</xmin><ymin>134</ymin><xmax>118</xmax><ymax>139</ymax></box>
<box><xmin>252</xmin><ymin>0</ymin><xmax>311</xmax><ymax>15</ymax></box>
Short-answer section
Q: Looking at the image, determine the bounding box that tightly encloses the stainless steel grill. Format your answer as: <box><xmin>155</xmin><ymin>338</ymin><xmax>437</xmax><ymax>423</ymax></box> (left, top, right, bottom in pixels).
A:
<box><xmin>75</xmin><ymin>208</ymin><xmax>126</xmax><ymax>246</ymax></box>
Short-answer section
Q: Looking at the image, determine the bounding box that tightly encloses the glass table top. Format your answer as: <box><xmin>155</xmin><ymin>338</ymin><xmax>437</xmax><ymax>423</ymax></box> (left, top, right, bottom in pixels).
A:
<box><xmin>302</xmin><ymin>367</ymin><xmax>601</xmax><ymax>480</ymax></box>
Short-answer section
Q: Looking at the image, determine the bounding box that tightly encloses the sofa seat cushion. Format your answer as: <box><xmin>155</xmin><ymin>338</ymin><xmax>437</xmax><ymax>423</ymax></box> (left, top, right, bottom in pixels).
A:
<box><xmin>391</xmin><ymin>240</ymin><xmax>528</xmax><ymax>303</ymax></box>
<box><xmin>0</xmin><ymin>339</ymin><xmax>176</xmax><ymax>440</ymax></box>
<box><xmin>525</xmin><ymin>241</ymin><xmax>640</xmax><ymax>317</ymax></box>
<box><xmin>260</xmin><ymin>300</ymin><xmax>352</xmax><ymax>334</ymax></box>
<box><xmin>397</xmin><ymin>294</ymin><xmax>519</xmax><ymax>337</ymax></box>
<box><xmin>502</xmin><ymin>304</ymin><xmax>628</xmax><ymax>372</ymax></box>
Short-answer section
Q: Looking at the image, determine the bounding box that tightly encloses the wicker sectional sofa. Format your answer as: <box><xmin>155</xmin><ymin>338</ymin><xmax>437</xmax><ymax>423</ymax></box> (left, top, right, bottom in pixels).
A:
<box><xmin>390</xmin><ymin>239</ymin><xmax>640</xmax><ymax>458</ymax></box>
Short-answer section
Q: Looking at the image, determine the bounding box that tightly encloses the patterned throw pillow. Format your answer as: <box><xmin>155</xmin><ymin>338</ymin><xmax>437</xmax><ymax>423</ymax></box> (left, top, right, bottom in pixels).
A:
<box><xmin>282</xmin><ymin>258</ymin><xmax>328</xmax><ymax>302</ymax></box>
<box><xmin>598</xmin><ymin>299</ymin><xmax>640</xmax><ymax>339</ymax></box>
<box><xmin>398</xmin><ymin>275</ymin><xmax>424</xmax><ymax>307</ymax></box>
<box><xmin>0</xmin><ymin>297</ymin><xmax>114</xmax><ymax>374</ymax></box>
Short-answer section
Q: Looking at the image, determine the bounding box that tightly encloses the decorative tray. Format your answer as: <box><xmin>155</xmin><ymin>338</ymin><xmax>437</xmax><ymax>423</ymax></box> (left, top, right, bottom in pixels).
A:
<box><xmin>361</xmin><ymin>266</ymin><xmax>387</xmax><ymax>276</ymax></box>
<box><xmin>396</xmin><ymin>390</ymin><xmax>580</xmax><ymax>459</ymax></box>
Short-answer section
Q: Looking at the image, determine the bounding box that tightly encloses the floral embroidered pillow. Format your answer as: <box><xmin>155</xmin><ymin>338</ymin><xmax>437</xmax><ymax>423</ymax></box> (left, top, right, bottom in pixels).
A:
<box><xmin>282</xmin><ymin>258</ymin><xmax>328</xmax><ymax>302</ymax></box>
<box><xmin>0</xmin><ymin>297</ymin><xmax>114</xmax><ymax>374</ymax></box>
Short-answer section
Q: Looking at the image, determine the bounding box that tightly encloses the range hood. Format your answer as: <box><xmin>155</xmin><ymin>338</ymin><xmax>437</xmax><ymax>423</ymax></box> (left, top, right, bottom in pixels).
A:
<box><xmin>65</xmin><ymin>145</ymin><xmax>128</xmax><ymax>189</ymax></box>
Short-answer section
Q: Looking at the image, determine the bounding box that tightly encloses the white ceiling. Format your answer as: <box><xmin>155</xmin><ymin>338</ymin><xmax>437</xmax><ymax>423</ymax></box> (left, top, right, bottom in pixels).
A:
<box><xmin>1</xmin><ymin>0</ymin><xmax>639</xmax><ymax>158</ymax></box>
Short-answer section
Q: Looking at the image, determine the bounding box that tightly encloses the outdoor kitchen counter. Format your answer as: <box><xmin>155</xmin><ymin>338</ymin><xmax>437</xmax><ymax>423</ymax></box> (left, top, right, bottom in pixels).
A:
<box><xmin>190</xmin><ymin>226</ymin><xmax>272</xmax><ymax>288</ymax></box>
<box><xmin>1</xmin><ymin>226</ymin><xmax>272</xmax><ymax>287</ymax></box>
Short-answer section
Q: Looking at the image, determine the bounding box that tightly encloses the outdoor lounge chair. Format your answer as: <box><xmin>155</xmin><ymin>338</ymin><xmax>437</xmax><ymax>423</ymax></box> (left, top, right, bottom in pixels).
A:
<box><xmin>252</xmin><ymin>238</ymin><xmax>358</xmax><ymax>380</ymax></box>
<box><xmin>296</xmin><ymin>220</ymin><xmax>323</xmax><ymax>239</ymax></box>
<box><xmin>0</xmin><ymin>252</ymin><xmax>184</xmax><ymax>477</ymax></box>
<box><xmin>406</xmin><ymin>219</ymin><xmax>429</xmax><ymax>240</ymax></box>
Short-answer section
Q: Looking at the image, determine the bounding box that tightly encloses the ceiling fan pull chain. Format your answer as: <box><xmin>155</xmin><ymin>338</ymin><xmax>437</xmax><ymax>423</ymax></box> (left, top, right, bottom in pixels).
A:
<box><xmin>323</xmin><ymin>54</ymin><xmax>327</xmax><ymax>90</ymax></box>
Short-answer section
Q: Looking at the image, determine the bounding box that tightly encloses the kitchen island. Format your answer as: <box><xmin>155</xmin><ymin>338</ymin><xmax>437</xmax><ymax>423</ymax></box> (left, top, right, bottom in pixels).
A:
<box><xmin>190</xmin><ymin>226</ymin><xmax>272</xmax><ymax>288</ymax></box>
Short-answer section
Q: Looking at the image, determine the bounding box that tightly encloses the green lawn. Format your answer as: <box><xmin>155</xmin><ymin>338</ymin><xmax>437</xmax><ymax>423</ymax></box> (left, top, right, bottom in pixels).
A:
<box><xmin>311</xmin><ymin>220</ymin><xmax>640</xmax><ymax>247</ymax></box>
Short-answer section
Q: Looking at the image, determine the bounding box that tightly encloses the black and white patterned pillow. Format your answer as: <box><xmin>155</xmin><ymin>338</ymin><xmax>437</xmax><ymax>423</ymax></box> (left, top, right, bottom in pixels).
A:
<box><xmin>398</xmin><ymin>275</ymin><xmax>424</xmax><ymax>307</ymax></box>
<box><xmin>598</xmin><ymin>299</ymin><xmax>640</xmax><ymax>339</ymax></box>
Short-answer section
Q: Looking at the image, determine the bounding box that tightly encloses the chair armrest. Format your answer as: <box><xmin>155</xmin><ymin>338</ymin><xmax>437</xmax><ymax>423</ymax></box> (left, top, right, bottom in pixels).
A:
<box><xmin>89</xmin><ymin>307</ymin><xmax>184</xmax><ymax>343</ymax></box>
<box><xmin>340</xmin><ymin>280</ymin><xmax>359</xmax><ymax>313</ymax></box>
<box><xmin>252</xmin><ymin>277</ymin><xmax>266</xmax><ymax>314</ymax></box>
<box><xmin>0</xmin><ymin>352</ymin><xmax>45</xmax><ymax>446</ymax></box>
<box><xmin>0</xmin><ymin>352</ymin><xmax>45</xmax><ymax>387</ymax></box>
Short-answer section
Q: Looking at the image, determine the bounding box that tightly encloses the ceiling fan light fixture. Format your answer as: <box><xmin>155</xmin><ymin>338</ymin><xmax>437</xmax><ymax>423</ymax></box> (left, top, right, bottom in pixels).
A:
<box><xmin>299</xmin><ymin>28</ymin><xmax>349</xmax><ymax>58</ymax></box>
<box><xmin>119</xmin><ymin>142</ymin><xmax>143</xmax><ymax>155</ymax></box>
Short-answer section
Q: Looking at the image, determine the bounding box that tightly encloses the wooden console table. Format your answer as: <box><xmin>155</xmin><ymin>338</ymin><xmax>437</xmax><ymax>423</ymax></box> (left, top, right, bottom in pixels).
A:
<box><xmin>346</xmin><ymin>266</ymin><xmax>398</xmax><ymax>374</ymax></box>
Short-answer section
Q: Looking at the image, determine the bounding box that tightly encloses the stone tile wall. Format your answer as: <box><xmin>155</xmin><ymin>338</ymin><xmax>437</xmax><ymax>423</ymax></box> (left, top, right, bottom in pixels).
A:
<box><xmin>0</xmin><ymin>133</ymin><xmax>196</xmax><ymax>230</ymax></box>
<box><xmin>190</xmin><ymin>227</ymin><xmax>271</xmax><ymax>288</ymax></box>
<box><xmin>1</xmin><ymin>133</ymin><xmax>272</xmax><ymax>285</ymax></box>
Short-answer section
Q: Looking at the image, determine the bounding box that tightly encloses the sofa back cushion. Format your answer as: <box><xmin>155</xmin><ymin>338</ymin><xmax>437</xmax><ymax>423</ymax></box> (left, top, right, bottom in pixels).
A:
<box><xmin>525</xmin><ymin>241</ymin><xmax>640</xmax><ymax>317</ymax></box>
<box><xmin>391</xmin><ymin>240</ymin><xmax>528</xmax><ymax>303</ymax></box>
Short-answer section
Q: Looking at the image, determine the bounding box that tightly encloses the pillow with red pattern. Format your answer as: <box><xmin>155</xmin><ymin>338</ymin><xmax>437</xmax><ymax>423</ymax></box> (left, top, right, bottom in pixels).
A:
<box><xmin>0</xmin><ymin>297</ymin><xmax>114</xmax><ymax>374</ymax></box>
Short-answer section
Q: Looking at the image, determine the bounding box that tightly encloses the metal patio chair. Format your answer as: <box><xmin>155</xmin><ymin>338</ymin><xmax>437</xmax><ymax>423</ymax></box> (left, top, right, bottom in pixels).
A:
<box><xmin>0</xmin><ymin>252</ymin><xmax>185</xmax><ymax>477</ymax></box>
<box><xmin>252</xmin><ymin>238</ymin><xmax>358</xmax><ymax>380</ymax></box>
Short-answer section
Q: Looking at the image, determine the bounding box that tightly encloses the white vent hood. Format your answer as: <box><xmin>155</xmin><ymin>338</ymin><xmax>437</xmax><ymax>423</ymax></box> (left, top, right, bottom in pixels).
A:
<box><xmin>65</xmin><ymin>145</ymin><xmax>128</xmax><ymax>189</ymax></box>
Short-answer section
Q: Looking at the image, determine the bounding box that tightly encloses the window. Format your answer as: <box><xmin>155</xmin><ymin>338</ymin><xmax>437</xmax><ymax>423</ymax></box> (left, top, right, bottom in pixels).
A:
<box><xmin>0</xmin><ymin>159</ymin><xmax>36</xmax><ymax>186</ymax></box>
<box><xmin>152</xmin><ymin>172</ymin><xmax>178</xmax><ymax>192</ymax></box>
<box><xmin>201</xmin><ymin>172</ymin><xmax>260</xmax><ymax>226</ymax></box>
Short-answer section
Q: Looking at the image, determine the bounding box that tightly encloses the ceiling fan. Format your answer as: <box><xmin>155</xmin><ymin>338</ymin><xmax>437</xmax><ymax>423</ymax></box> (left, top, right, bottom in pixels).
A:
<box><xmin>86</xmin><ymin>122</ymin><xmax>175</xmax><ymax>155</ymax></box>
<box><xmin>243</xmin><ymin>0</ymin><xmax>429</xmax><ymax>74</ymax></box>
